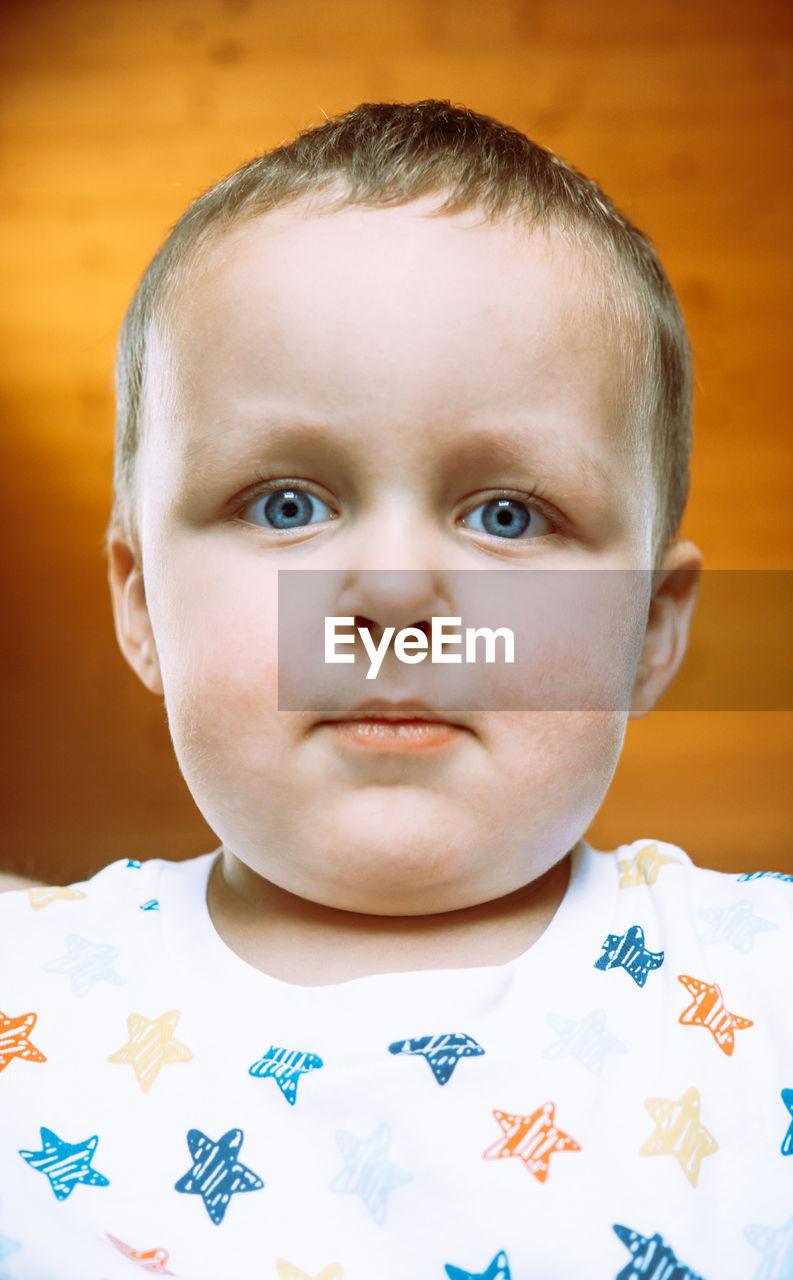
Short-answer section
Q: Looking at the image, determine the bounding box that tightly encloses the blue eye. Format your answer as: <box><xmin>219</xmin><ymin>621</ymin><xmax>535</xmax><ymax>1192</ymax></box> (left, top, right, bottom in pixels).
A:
<box><xmin>463</xmin><ymin>498</ymin><xmax>552</xmax><ymax>539</ymax></box>
<box><xmin>243</xmin><ymin>488</ymin><xmax>332</xmax><ymax>530</ymax></box>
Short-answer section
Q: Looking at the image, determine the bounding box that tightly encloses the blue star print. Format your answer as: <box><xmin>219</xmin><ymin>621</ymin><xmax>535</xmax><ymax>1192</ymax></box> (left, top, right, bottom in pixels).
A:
<box><xmin>388</xmin><ymin>1032</ymin><xmax>485</xmax><ymax>1084</ymax></box>
<box><xmin>174</xmin><ymin>1128</ymin><xmax>264</xmax><ymax>1224</ymax></box>
<box><xmin>781</xmin><ymin>1090</ymin><xmax>793</xmax><ymax>1156</ymax></box>
<box><xmin>594</xmin><ymin>925</ymin><xmax>664</xmax><ymax>987</ymax></box>
<box><xmin>745</xmin><ymin>1218</ymin><xmax>793</xmax><ymax>1278</ymax></box>
<box><xmin>542</xmin><ymin>1008</ymin><xmax>627</xmax><ymax>1075</ymax></box>
<box><xmin>737</xmin><ymin>870</ymin><xmax>793</xmax><ymax>883</ymax></box>
<box><xmin>696</xmin><ymin>900</ymin><xmax>777</xmax><ymax>952</ymax></box>
<box><xmin>43</xmin><ymin>934</ymin><xmax>125</xmax><ymax>997</ymax></box>
<box><xmin>330</xmin><ymin>1122</ymin><xmax>412</xmax><ymax>1223</ymax></box>
<box><xmin>0</xmin><ymin>1199</ymin><xmax>21</xmax><ymax>1263</ymax></box>
<box><xmin>248</xmin><ymin>1045</ymin><xmax>323</xmax><ymax>1105</ymax></box>
<box><xmin>613</xmin><ymin>1225</ymin><xmax>703</xmax><ymax>1279</ymax></box>
<box><xmin>0</xmin><ymin>1230</ymin><xmax>20</xmax><ymax>1264</ymax></box>
<box><xmin>18</xmin><ymin>1127</ymin><xmax>110</xmax><ymax>1201</ymax></box>
<box><xmin>445</xmin><ymin>1251</ymin><xmax>511</xmax><ymax>1280</ymax></box>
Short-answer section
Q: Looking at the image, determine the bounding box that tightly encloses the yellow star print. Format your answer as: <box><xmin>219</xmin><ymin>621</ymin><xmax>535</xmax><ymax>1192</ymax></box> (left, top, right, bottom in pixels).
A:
<box><xmin>28</xmin><ymin>886</ymin><xmax>87</xmax><ymax>910</ymax></box>
<box><xmin>640</xmin><ymin>1086</ymin><xmax>718</xmax><ymax>1186</ymax></box>
<box><xmin>107</xmin><ymin>1011</ymin><xmax>192</xmax><ymax>1092</ymax></box>
<box><xmin>276</xmin><ymin>1263</ymin><xmax>343</xmax><ymax>1280</ymax></box>
<box><xmin>618</xmin><ymin>844</ymin><xmax>681</xmax><ymax>888</ymax></box>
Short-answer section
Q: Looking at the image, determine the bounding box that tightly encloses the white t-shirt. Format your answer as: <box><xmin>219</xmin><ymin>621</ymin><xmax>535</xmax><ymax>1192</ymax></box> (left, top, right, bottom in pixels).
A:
<box><xmin>0</xmin><ymin>839</ymin><xmax>792</xmax><ymax>1280</ymax></box>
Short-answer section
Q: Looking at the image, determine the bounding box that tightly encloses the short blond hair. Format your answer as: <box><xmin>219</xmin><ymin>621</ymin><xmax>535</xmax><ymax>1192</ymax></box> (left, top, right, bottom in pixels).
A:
<box><xmin>112</xmin><ymin>100</ymin><xmax>691</xmax><ymax>557</ymax></box>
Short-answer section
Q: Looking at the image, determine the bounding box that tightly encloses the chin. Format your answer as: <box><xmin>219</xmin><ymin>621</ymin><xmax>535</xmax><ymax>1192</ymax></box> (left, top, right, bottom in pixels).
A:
<box><xmin>304</xmin><ymin>829</ymin><xmax>515</xmax><ymax>916</ymax></box>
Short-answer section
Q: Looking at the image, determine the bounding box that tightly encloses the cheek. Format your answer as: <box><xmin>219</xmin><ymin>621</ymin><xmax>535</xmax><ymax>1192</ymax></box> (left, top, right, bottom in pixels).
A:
<box><xmin>162</xmin><ymin>642</ymin><xmax>285</xmax><ymax>849</ymax></box>
<box><xmin>495</xmin><ymin>710</ymin><xmax>627</xmax><ymax>831</ymax></box>
<box><xmin>168</xmin><ymin>643</ymin><xmax>280</xmax><ymax>757</ymax></box>
<box><xmin>398</xmin><ymin>572</ymin><xmax>650</xmax><ymax>717</ymax></box>
<box><xmin>147</xmin><ymin>562</ymin><xmax>281</xmax><ymax>777</ymax></box>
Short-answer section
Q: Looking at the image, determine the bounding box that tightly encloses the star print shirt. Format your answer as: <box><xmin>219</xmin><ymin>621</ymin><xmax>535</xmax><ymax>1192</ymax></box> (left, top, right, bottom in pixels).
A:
<box><xmin>0</xmin><ymin>839</ymin><xmax>792</xmax><ymax>1280</ymax></box>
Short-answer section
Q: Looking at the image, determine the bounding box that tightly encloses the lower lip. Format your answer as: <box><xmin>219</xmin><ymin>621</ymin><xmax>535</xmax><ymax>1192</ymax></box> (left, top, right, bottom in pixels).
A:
<box><xmin>323</xmin><ymin>719</ymin><xmax>465</xmax><ymax>752</ymax></box>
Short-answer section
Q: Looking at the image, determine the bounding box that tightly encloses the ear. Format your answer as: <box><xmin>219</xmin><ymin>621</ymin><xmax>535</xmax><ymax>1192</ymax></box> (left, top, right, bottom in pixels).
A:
<box><xmin>629</xmin><ymin>539</ymin><xmax>703</xmax><ymax>719</ymax></box>
<box><xmin>107</xmin><ymin>534</ymin><xmax>164</xmax><ymax>696</ymax></box>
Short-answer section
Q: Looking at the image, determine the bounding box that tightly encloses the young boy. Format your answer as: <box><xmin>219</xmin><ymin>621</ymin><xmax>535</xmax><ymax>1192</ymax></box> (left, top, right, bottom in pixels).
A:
<box><xmin>0</xmin><ymin>100</ymin><xmax>790</xmax><ymax>1280</ymax></box>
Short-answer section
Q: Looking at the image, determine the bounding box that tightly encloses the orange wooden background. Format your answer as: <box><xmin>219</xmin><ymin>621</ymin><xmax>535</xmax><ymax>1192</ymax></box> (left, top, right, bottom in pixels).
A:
<box><xmin>1</xmin><ymin>0</ymin><xmax>791</xmax><ymax>884</ymax></box>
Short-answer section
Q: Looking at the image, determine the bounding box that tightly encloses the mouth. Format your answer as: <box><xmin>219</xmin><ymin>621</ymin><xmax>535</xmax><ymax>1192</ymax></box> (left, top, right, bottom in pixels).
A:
<box><xmin>315</xmin><ymin>700</ymin><xmax>470</xmax><ymax>753</ymax></box>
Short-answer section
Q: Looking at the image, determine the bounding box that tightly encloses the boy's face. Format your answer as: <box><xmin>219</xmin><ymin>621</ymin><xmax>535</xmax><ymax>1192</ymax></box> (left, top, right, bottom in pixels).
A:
<box><xmin>111</xmin><ymin>201</ymin><xmax>698</xmax><ymax>915</ymax></box>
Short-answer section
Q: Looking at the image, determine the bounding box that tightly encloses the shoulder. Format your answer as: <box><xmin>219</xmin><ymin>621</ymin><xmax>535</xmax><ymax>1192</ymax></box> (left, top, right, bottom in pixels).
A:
<box><xmin>592</xmin><ymin>835</ymin><xmax>793</xmax><ymax>964</ymax></box>
<box><xmin>0</xmin><ymin>851</ymin><xmax>215</xmax><ymax>900</ymax></box>
<box><xmin>0</xmin><ymin>855</ymin><xmax>163</xmax><ymax>916</ymax></box>
<box><xmin>602</xmin><ymin>836</ymin><xmax>793</xmax><ymax>898</ymax></box>
<box><xmin>0</xmin><ymin>871</ymin><xmax>46</xmax><ymax>891</ymax></box>
<box><xmin>0</xmin><ymin>853</ymin><xmax>215</xmax><ymax>971</ymax></box>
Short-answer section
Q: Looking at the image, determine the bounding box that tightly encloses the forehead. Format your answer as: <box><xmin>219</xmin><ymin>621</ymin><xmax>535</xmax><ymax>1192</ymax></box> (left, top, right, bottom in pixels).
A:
<box><xmin>144</xmin><ymin>202</ymin><xmax>653</xmax><ymax>540</ymax></box>
<box><xmin>159</xmin><ymin>202</ymin><xmax>622</xmax><ymax>407</ymax></box>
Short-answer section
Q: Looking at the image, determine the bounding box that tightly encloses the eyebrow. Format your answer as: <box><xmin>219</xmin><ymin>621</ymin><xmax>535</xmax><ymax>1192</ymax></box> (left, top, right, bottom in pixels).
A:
<box><xmin>183</xmin><ymin>417</ymin><xmax>349</xmax><ymax>472</ymax></box>
<box><xmin>438</xmin><ymin>425</ymin><xmax>619</xmax><ymax>505</ymax></box>
<box><xmin>183</xmin><ymin>413</ymin><xmax>619</xmax><ymax>508</ymax></box>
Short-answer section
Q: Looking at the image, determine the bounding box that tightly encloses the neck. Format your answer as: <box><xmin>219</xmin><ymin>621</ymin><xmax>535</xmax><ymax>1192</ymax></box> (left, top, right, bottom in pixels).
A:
<box><xmin>205</xmin><ymin>849</ymin><xmax>573</xmax><ymax>986</ymax></box>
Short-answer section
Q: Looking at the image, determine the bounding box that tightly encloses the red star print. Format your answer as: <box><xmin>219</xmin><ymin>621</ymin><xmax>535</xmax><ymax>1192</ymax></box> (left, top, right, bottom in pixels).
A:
<box><xmin>483</xmin><ymin>1101</ymin><xmax>581</xmax><ymax>1182</ymax></box>
<box><xmin>0</xmin><ymin>1009</ymin><xmax>46</xmax><ymax>1073</ymax></box>
<box><xmin>677</xmin><ymin>974</ymin><xmax>753</xmax><ymax>1056</ymax></box>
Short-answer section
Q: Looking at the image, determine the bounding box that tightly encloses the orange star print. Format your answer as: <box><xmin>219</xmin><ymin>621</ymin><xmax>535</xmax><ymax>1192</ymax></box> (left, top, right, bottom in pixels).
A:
<box><xmin>106</xmin><ymin>1234</ymin><xmax>173</xmax><ymax>1274</ymax></box>
<box><xmin>27</xmin><ymin>885</ymin><xmax>86</xmax><ymax>910</ymax></box>
<box><xmin>0</xmin><ymin>1009</ymin><xmax>46</xmax><ymax>1074</ymax></box>
<box><xmin>484</xmin><ymin>1102</ymin><xmax>581</xmax><ymax>1182</ymax></box>
<box><xmin>107</xmin><ymin>1011</ymin><xmax>192</xmax><ymax>1092</ymax></box>
<box><xmin>641</xmin><ymin>1086</ymin><xmax>718</xmax><ymax>1186</ymax></box>
<box><xmin>276</xmin><ymin>1262</ymin><xmax>343</xmax><ymax>1279</ymax></box>
<box><xmin>617</xmin><ymin>844</ymin><xmax>680</xmax><ymax>887</ymax></box>
<box><xmin>677</xmin><ymin>974</ymin><xmax>753</xmax><ymax>1056</ymax></box>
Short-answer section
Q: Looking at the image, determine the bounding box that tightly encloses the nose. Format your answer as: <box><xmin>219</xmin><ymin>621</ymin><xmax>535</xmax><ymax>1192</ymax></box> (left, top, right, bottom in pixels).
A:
<box><xmin>337</xmin><ymin>569</ymin><xmax>450</xmax><ymax>644</ymax></box>
<box><xmin>331</xmin><ymin>499</ymin><xmax>455</xmax><ymax>637</ymax></box>
<box><xmin>277</xmin><ymin>499</ymin><xmax>460</xmax><ymax>713</ymax></box>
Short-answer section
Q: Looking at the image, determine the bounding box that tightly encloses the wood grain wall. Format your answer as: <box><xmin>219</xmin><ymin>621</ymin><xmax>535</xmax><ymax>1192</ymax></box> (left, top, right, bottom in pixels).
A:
<box><xmin>1</xmin><ymin>0</ymin><xmax>791</xmax><ymax>883</ymax></box>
